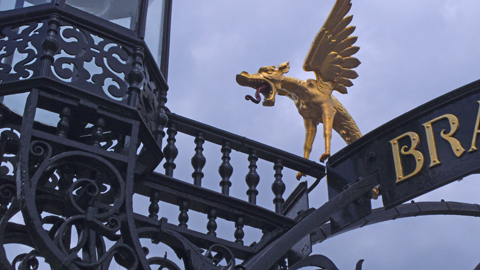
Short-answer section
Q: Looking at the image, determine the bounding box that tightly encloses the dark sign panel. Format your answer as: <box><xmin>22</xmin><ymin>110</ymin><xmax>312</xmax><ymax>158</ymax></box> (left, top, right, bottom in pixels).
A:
<box><xmin>327</xmin><ymin>79</ymin><xmax>480</xmax><ymax>209</ymax></box>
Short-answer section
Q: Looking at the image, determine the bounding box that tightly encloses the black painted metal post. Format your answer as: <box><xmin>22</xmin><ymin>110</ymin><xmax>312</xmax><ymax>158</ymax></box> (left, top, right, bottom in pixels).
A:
<box><xmin>149</xmin><ymin>190</ymin><xmax>161</xmax><ymax>220</ymax></box>
<box><xmin>234</xmin><ymin>216</ymin><xmax>245</xmax><ymax>245</ymax></box>
<box><xmin>192</xmin><ymin>131</ymin><xmax>206</xmax><ymax>186</ymax></box>
<box><xmin>219</xmin><ymin>140</ymin><xmax>233</xmax><ymax>195</ymax></box>
<box><xmin>272</xmin><ymin>159</ymin><xmax>285</xmax><ymax>214</ymax></box>
<box><xmin>246</xmin><ymin>149</ymin><xmax>260</xmax><ymax>204</ymax></box>
<box><xmin>178</xmin><ymin>199</ymin><xmax>189</xmax><ymax>228</ymax></box>
<box><xmin>56</xmin><ymin>107</ymin><xmax>70</xmax><ymax>138</ymax></box>
<box><xmin>207</xmin><ymin>208</ymin><xmax>218</xmax><ymax>237</ymax></box>
<box><xmin>156</xmin><ymin>89</ymin><xmax>169</xmax><ymax>149</ymax></box>
<box><xmin>127</xmin><ymin>48</ymin><xmax>145</xmax><ymax>107</ymax></box>
<box><xmin>40</xmin><ymin>15</ymin><xmax>59</xmax><ymax>77</ymax></box>
<box><xmin>163</xmin><ymin>122</ymin><xmax>178</xmax><ymax>177</ymax></box>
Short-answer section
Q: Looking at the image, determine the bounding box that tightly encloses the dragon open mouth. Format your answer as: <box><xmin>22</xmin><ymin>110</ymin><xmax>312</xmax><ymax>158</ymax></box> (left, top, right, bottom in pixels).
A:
<box><xmin>236</xmin><ymin>72</ymin><xmax>276</xmax><ymax>106</ymax></box>
<box><xmin>245</xmin><ymin>84</ymin><xmax>271</xmax><ymax>104</ymax></box>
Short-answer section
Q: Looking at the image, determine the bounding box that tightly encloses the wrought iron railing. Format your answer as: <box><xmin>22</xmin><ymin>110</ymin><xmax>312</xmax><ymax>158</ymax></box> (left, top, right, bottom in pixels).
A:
<box><xmin>133</xmin><ymin>112</ymin><xmax>326</xmax><ymax>261</ymax></box>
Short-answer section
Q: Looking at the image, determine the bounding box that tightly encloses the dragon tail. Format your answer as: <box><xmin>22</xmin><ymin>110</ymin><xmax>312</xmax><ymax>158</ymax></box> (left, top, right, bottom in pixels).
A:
<box><xmin>332</xmin><ymin>96</ymin><xmax>362</xmax><ymax>144</ymax></box>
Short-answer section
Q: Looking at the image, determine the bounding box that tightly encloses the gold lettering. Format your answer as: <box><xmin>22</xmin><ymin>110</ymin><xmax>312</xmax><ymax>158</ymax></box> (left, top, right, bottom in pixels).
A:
<box><xmin>390</xmin><ymin>132</ymin><xmax>424</xmax><ymax>184</ymax></box>
<box><xmin>422</xmin><ymin>114</ymin><xmax>465</xmax><ymax>167</ymax></box>
<box><xmin>469</xmin><ymin>100</ymin><xmax>480</xmax><ymax>152</ymax></box>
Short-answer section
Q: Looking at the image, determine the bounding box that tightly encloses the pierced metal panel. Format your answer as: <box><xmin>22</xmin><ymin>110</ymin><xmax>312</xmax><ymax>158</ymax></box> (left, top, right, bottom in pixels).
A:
<box><xmin>0</xmin><ymin>20</ymin><xmax>46</xmax><ymax>84</ymax></box>
<box><xmin>51</xmin><ymin>21</ymin><xmax>133</xmax><ymax>103</ymax></box>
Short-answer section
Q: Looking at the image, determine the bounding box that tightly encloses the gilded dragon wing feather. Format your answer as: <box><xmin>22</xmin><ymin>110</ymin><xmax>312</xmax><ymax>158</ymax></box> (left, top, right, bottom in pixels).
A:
<box><xmin>303</xmin><ymin>0</ymin><xmax>360</xmax><ymax>94</ymax></box>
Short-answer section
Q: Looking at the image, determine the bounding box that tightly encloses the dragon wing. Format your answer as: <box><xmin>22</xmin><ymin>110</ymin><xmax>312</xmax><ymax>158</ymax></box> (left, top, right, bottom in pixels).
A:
<box><xmin>303</xmin><ymin>0</ymin><xmax>360</xmax><ymax>94</ymax></box>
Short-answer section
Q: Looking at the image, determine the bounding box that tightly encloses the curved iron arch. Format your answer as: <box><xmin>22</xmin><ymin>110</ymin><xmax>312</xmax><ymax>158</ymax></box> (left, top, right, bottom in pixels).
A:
<box><xmin>311</xmin><ymin>200</ymin><xmax>480</xmax><ymax>245</ymax></box>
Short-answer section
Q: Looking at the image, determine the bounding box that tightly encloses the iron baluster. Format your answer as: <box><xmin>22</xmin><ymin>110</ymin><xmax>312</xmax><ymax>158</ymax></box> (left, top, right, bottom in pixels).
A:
<box><xmin>272</xmin><ymin>159</ymin><xmax>285</xmax><ymax>214</ymax></box>
<box><xmin>91</xmin><ymin>117</ymin><xmax>105</xmax><ymax>147</ymax></box>
<box><xmin>0</xmin><ymin>185</ymin><xmax>14</xmax><ymax>217</ymax></box>
<box><xmin>207</xmin><ymin>208</ymin><xmax>217</xmax><ymax>237</ymax></box>
<box><xmin>191</xmin><ymin>131</ymin><xmax>206</xmax><ymax>186</ymax></box>
<box><xmin>155</xmin><ymin>89</ymin><xmax>169</xmax><ymax>149</ymax></box>
<box><xmin>40</xmin><ymin>15</ymin><xmax>59</xmax><ymax>76</ymax></box>
<box><xmin>149</xmin><ymin>190</ymin><xmax>161</xmax><ymax>220</ymax></box>
<box><xmin>163</xmin><ymin>122</ymin><xmax>178</xmax><ymax>177</ymax></box>
<box><xmin>234</xmin><ymin>216</ymin><xmax>244</xmax><ymax>245</ymax></box>
<box><xmin>246</xmin><ymin>149</ymin><xmax>260</xmax><ymax>204</ymax></box>
<box><xmin>178</xmin><ymin>199</ymin><xmax>189</xmax><ymax>228</ymax></box>
<box><xmin>127</xmin><ymin>47</ymin><xmax>145</xmax><ymax>107</ymax></box>
<box><xmin>56</xmin><ymin>107</ymin><xmax>71</xmax><ymax>138</ymax></box>
<box><xmin>219</xmin><ymin>140</ymin><xmax>233</xmax><ymax>195</ymax></box>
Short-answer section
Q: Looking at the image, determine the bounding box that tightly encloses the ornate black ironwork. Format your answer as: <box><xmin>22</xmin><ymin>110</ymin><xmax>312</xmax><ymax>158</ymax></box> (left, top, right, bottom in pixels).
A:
<box><xmin>0</xmin><ymin>21</ymin><xmax>45</xmax><ymax>83</ymax></box>
<box><xmin>52</xmin><ymin>23</ymin><xmax>132</xmax><ymax>102</ymax></box>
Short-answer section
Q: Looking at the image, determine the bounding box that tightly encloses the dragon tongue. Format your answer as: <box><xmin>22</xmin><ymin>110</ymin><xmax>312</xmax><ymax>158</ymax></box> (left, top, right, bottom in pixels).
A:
<box><xmin>258</xmin><ymin>84</ymin><xmax>269</xmax><ymax>93</ymax></box>
<box><xmin>244</xmin><ymin>84</ymin><xmax>269</xmax><ymax>104</ymax></box>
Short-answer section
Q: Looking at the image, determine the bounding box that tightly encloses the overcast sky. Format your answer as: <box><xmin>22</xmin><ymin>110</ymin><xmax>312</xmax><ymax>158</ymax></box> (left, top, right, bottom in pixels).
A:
<box><xmin>164</xmin><ymin>1</ymin><xmax>480</xmax><ymax>269</ymax></box>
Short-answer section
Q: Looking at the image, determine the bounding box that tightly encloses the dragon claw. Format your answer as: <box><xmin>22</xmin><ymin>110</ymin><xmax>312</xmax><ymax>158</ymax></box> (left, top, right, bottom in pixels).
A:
<box><xmin>296</xmin><ymin>172</ymin><xmax>306</xmax><ymax>180</ymax></box>
<box><xmin>320</xmin><ymin>154</ymin><xmax>330</xmax><ymax>163</ymax></box>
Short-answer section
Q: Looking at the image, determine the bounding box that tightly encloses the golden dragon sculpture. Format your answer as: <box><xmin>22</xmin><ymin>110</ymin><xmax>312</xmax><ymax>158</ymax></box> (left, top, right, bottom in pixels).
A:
<box><xmin>236</xmin><ymin>0</ymin><xmax>362</xmax><ymax>180</ymax></box>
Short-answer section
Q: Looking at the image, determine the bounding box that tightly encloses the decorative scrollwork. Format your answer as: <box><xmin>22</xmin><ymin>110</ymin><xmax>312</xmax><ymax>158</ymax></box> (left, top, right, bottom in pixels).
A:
<box><xmin>12</xmin><ymin>250</ymin><xmax>41</xmax><ymax>270</ymax></box>
<box><xmin>0</xmin><ymin>198</ymin><xmax>46</xmax><ymax>269</ymax></box>
<box><xmin>148</xmin><ymin>253</ymin><xmax>182</xmax><ymax>270</ymax></box>
<box><xmin>0</xmin><ymin>21</ymin><xmax>45</xmax><ymax>83</ymax></box>
<box><xmin>0</xmin><ymin>184</ymin><xmax>15</xmax><ymax>216</ymax></box>
<box><xmin>205</xmin><ymin>244</ymin><xmax>235</xmax><ymax>270</ymax></box>
<box><xmin>54</xmin><ymin>215</ymin><xmax>137</xmax><ymax>269</ymax></box>
<box><xmin>64</xmin><ymin>175</ymin><xmax>124</xmax><ymax>219</ymax></box>
<box><xmin>157</xmin><ymin>228</ymin><xmax>236</xmax><ymax>270</ymax></box>
<box><xmin>28</xmin><ymin>140</ymin><xmax>53</xmax><ymax>176</ymax></box>
<box><xmin>0</xmin><ymin>127</ymin><xmax>21</xmax><ymax>181</ymax></box>
<box><xmin>0</xmin><ymin>184</ymin><xmax>14</xmax><ymax>201</ymax></box>
<box><xmin>288</xmin><ymin>254</ymin><xmax>338</xmax><ymax>270</ymax></box>
<box><xmin>51</xmin><ymin>23</ymin><xmax>131</xmax><ymax>103</ymax></box>
<box><xmin>19</xmin><ymin>147</ymin><xmax>135</xmax><ymax>269</ymax></box>
<box><xmin>288</xmin><ymin>254</ymin><xmax>364</xmax><ymax>270</ymax></box>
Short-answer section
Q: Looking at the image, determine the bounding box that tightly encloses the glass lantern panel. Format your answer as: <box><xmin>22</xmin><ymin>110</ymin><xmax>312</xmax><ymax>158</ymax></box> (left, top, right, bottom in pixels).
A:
<box><xmin>144</xmin><ymin>0</ymin><xmax>165</xmax><ymax>69</ymax></box>
<box><xmin>65</xmin><ymin>0</ymin><xmax>140</xmax><ymax>30</ymax></box>
<box><xmin>0</xmin><ymin>0</ymin><xmax>51</xmax><ymax>12</ymax></box>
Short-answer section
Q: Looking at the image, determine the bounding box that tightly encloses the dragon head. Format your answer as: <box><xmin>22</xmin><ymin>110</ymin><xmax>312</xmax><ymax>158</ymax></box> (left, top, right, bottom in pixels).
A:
<box><xmin>236</xmin><ymin>62</ymin><xmax>290</xmax><ymax>106</ymax></box>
